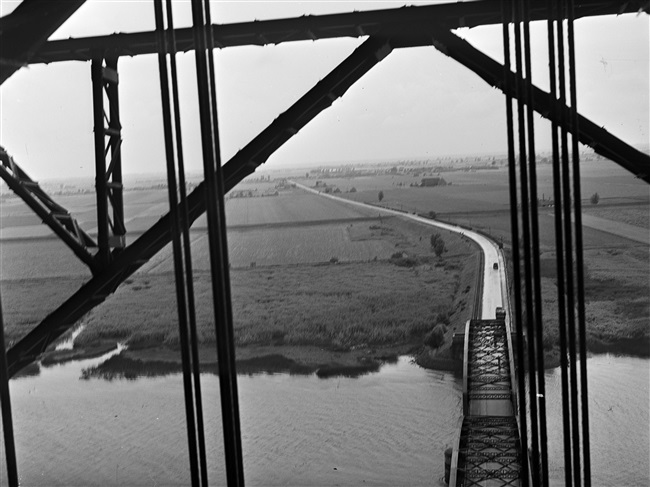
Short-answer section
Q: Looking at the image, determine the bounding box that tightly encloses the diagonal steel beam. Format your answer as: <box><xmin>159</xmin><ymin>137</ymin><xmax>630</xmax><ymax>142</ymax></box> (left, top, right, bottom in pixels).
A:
<box><xmin>6</xmin><ymin>36</ymin><xmax>393</xmax><ymax>377</ymax></box>
<box><xmin>26</xmin><ymin>0</ymin><xmax>648</xmax><ymax>65</ymax></box>
<box><xmin>421</xmin><ymin>28</ymin><xmax>650</xmax><ymax>183</ymax></box>
<box><xmin>0</xmin><ymin>146</ymin><xmax>98</xmax><ymax>271</ymax></box>
<box><xmin>0</xmin><ymin>0</ymin><xmax>86</xmax><ymax>84</ymax></box>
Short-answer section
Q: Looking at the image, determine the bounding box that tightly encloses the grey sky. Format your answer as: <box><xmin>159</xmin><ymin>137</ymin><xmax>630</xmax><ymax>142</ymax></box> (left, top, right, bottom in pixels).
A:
<box><xmin>0</xmin><ymin>1</ymin><xmax>647</xmax><ymax>180</ymax></box>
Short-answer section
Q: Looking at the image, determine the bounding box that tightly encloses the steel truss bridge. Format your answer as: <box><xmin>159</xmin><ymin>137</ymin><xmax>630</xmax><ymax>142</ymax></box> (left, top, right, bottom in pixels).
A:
<box><xmin>452</xmin><ymin>312</ymin><xmax>523</xmax><ymax>486</ymax></box>
<box><xmin>1</xmin><ymin>1</ymin><xmax>649</xmax><ymax>486</ymax></box>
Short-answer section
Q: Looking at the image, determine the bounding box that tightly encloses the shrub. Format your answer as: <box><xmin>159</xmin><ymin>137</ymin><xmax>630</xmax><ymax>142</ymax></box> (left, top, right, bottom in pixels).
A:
<box><xmin>430</xmin><ymin>233</ymin><xmax>447</xmax><ymax>258</ymax></box>
<box><xmin>437</xmin><ymin>309</ymin><xmax>451</xmax><ymax>325</ymax></box>
<box><xmin>378</xmin><ymin>190</ymin><xmax>384</xmax><ymax>201</ymax></box>
<box><xmin>392</xmin><ymin>257</ymin><xmax>418</xmax><ymax>268</ymax></box>
<box><xmin>590</xmin><ymin>192</ymin><xmax>600</xmax><ymax>205</ymax></box>
<box><xmin>424</xmin><ymin>324</ymin><xmax>447</xmax><ymax>348</ymax></box>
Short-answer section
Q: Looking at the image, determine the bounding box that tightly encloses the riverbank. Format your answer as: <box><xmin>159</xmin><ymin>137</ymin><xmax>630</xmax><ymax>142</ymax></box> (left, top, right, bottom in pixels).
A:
<box><xmin>38</xmin><ymin>327</ymin><xmax>649</xmax><ymax>380</ymax></box>
<box><xmin>76</xmin><ymin>342</ymin><xmax>413</xmax><ymax>380</ymax></box>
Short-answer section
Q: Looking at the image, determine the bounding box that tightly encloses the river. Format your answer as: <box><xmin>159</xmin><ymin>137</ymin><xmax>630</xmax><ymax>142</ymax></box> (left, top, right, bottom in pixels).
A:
<box><xmin>1</xmin><ymin>352</ymin><xmax>648</xmax><ymax>486</ymax></box>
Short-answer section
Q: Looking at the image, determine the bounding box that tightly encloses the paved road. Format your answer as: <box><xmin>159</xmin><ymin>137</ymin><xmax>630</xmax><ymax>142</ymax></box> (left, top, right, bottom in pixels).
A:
<box><xmin>292</xmin><ymin>182</ymin><xmax>505</xmax><ymax>320</ymax></box>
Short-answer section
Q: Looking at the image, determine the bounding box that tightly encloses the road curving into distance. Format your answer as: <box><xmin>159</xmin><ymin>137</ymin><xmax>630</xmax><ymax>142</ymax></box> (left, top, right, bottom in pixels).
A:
<box><xmin>292</xmin><ymin>181</ymin><xmax>506</xmax><ymax>321</ymax></box>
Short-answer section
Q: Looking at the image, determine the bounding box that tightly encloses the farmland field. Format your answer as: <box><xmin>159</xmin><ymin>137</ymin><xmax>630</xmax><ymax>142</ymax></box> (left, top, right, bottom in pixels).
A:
<box><xmin>297</xmin><ymin>159</ymin><xmax>649</xmax><ymax>217</ymax></box>
<box><xmin>143</xmin><ymin>220</ymin><xmax>396</xmax><ymax>273</ymax></box>
<box><xmin>296</xmin><ymin>157</ymin><xmax>649</xmax><ymax>359</ymax></box>
<box><xmin>583</xmin><ymin>205</ymin><xmax>649</xmax><ymax>229</ymax></box>
<box><xmin>2</xmin><ymin>156</ymin><xmax>646</xmax><ymax>370</ymax></box>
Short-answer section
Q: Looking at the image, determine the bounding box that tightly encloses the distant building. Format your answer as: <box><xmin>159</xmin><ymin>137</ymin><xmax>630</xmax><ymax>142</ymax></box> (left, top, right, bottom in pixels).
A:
<box><xmin>421</xmin><ymin>177</ymin><xmax>447</xmax><ymax>187</ymax></box>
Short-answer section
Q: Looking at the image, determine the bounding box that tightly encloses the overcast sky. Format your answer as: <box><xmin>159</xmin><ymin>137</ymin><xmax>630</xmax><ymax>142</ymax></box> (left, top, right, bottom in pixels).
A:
<box><xmin>0</xmin><ymin>1</ymin><xmax>647</xmax><ymax>180</ymax></box>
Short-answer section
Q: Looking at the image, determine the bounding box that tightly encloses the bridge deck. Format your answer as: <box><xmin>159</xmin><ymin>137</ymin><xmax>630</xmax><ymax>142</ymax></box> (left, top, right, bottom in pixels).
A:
<box><xmin>452</xmin><ymin>317</ymin><xmax>522</xmax><ymax>487</ymax></box>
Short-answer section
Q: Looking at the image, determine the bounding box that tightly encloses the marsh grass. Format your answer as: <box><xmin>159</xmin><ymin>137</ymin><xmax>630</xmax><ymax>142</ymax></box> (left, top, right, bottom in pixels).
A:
<box><xmin>76</xmin><ymin>258</ymin><xmax>464</xmax><ymax>352</ymax></box>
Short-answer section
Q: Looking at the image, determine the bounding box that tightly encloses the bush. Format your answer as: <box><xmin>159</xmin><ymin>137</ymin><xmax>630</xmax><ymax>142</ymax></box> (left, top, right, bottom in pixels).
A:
<box><xmin>397</xmin><ymin>258</ymin><xmax>418</xmax><ymax>267</ymax></box>
<box><xmin>430</xmin><ymin>233</ymin><xmax>447</xmax><ymax>257</ymax></box>
<box><xmin>437</xmin><ymin>309</ymin><xmax>452</xmax><ymax>326</ymax></box>
<box><xmin>424</xmin><ymin>324</ymin><xmax>447</xmax><ymax>348</ymax></box>
<box><xmin>590</xmin><ymin>192</ymin><xmax>600</xmax><ymax>205</ymax></box>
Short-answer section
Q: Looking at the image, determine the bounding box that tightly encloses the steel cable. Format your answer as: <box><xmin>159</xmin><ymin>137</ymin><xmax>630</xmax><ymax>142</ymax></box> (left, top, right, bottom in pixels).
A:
<box><xmin>162</xmin><ymin>0</ymin><xmax>210</xmax><ymax>484</ymax></box>
<box><xmin>555</xmin><ymin>3</ymin><xmax>583</xmax><ymax>483</ymax></box>
<box><xmin>189</xmin><ymin>0</ymin><xmax>245</xmax><ymax>484</ymax></box>
<box><xmin>502</xmin><ymin>2</ymin><xmax>529</xmax><ymax>484</ymax></box>
<box><xmin>204</xmin><ymin>1</ymin><xmax>246</xmax><ymax>480</ymax></box>
<box><xmin>567</xmin><ymin>0</ymin><xmax>592</xmax><ymax>483</ymax></box>
<box><xmin>153</xmin><ymin>1</ymin><xmax>201</xmax><ymax>484</ymax></box>
<box><xmin>521</xmin><ymin>0</ymin><xmax>550</xmax><ymax>483</ymax></box>
<box><xmin>547</xmin><ymin>1</ymin><xmax>574</xmax><ymax>484</ymax></box>
<box><xmin>512</xmin><ymin>1</ymin><xmax>542</xmax><ymax>483</ymax></box>
<box><xmin>0</xmin><ymin>294</ymin><xmax>19</xmax><ymax>487</ymax></box>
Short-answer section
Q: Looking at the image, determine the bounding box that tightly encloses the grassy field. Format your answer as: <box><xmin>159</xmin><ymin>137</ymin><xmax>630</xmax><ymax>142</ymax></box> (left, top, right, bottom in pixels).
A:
<box><xmin>71</xmin><ymin>215</ymin><xmax>480</xmax><ymax>370</ymax></box>
<box><xmin>76</xmin><ymin>256</ymin><xmax>469</xmax><ymax>351</ymax></box>
<box><xmin>296</xmin><ymin>159</ymin><xmax>650</xmax><ymax>359</ymax></box>
<box><xmin>1</xmin><ymin>183</ymin><xmax>480</xmax><ymax>372</ymax></box>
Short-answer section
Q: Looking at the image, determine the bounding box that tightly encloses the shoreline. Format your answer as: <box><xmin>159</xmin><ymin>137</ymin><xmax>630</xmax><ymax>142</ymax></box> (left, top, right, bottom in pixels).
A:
<box><xmin>34</xmin><ymin>335</ymin><xmax>650</xmax><ymax>380</ymax></box>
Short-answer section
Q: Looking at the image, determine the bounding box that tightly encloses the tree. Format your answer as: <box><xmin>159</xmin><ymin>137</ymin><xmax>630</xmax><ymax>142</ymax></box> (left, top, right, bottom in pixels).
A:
<box><xmin>590</xmin><ymin>192</ymin><xmax>600</xmax><ymax>205</ymax></box>
<box><xmin>430</xmin><ymin>233</ymin><xmax>447</xmax><ymax>258</ymax></box>
<box><xmin>349</xmin><ymin>187</ymin><xmax>357</xmax><ymax>193</ymax></box>
<box><xmin>378</xmin><ymin>190</ymin><xmax>384</xmax><ymax>202</ymax></box>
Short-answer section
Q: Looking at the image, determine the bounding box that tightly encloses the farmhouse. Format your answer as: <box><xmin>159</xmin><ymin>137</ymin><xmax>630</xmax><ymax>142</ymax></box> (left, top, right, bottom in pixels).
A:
<box><xmin>421</xmin><ymin>177</ymin><xmax>447</xmax><ymax>187</ymax></box>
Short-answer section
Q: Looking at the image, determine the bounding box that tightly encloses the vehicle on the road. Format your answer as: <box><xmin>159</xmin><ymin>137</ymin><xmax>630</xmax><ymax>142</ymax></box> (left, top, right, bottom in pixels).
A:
<box><xmin>493</xmin><ymin>262</ymin><xmax>499</xmax><ymax>270</ymax></box>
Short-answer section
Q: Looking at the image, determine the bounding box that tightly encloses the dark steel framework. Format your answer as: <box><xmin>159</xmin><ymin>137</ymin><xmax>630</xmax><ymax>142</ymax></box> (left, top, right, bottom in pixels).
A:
<box><xmin>1</xmin><ymin>1</ymin><xmax>649</xmax><ymax>486</ymax></box>
<box><xmin>91</xmin><ymin>55</ymin><xmax>126</xmax><ymax>270</ymax></box>
<box><xmin>454</xmin><ymin>317</ymin><xmax>522</xmax><ymax>486</ymax></box>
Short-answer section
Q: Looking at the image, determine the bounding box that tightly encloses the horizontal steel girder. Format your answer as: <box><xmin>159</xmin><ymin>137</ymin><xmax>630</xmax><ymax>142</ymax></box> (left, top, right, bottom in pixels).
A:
<box><xmin>5</xmin><ymin>36</ymin><xmax>393</xmax><ymax>377</ymax></box>
<box><xmin>0</xmin><ymin>147</ymin><xmax>98</xmax><ymax>271</ymax></box>
<box><xmin>26</xmin><ymin>0</ymin><xmax>648</xmax><ymax>65</ymax></box>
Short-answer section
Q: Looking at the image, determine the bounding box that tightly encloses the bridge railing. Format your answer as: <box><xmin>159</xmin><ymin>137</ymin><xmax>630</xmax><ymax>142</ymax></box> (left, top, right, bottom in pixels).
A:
<box><xmin>461</xmin><ymin>318</ymin><xmax>471</xmax><ymax>416</ymax></box>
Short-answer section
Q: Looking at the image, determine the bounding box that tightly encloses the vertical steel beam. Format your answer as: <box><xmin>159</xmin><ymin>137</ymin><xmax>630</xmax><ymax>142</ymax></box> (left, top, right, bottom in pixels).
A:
<box><xmin>92</xmin><ymin>55</ymin><xmax>126</xmax><ymax>270</ymax></box>
<box><xmin>92</xmin><ymin>57</ymin><xmax>110</xmax><ymax>268</ymax></box>
<box><xmin>105</xmin><ymin>57</ymin><xmax>126</xmax><ymax>247</ymax></box>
